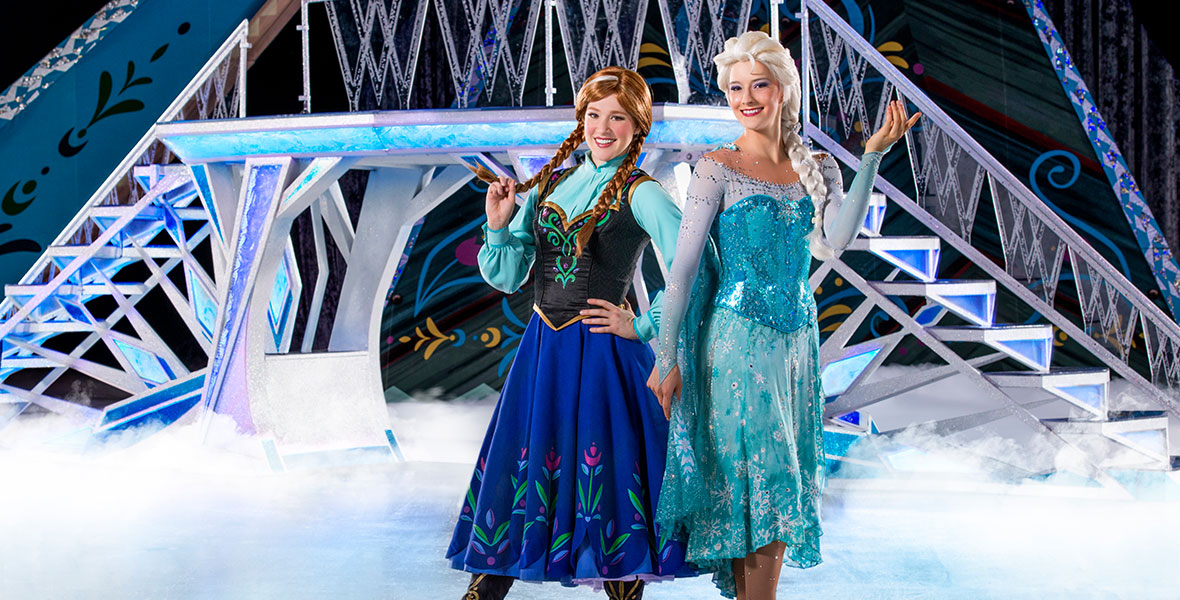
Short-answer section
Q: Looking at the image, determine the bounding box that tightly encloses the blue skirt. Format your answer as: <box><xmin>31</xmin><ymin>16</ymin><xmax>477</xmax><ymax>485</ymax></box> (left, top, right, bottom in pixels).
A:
<box><xmin>446</xmin><ymin>314</ymin><xmax>692</xmax><ymax>584</ymax></box>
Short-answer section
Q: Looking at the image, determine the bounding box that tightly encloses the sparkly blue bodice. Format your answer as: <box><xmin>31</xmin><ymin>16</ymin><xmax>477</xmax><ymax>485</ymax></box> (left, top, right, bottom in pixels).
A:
<box><xmin>713</xmin><ymin>193</ymin><xmax>816</xmax><ymax>333</ymax></box>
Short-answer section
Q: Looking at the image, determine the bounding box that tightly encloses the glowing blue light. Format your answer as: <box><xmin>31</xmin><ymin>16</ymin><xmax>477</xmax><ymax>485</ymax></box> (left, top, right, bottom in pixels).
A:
<box><xmin>113</xmin><ymin>338</ymin><xmax>170</xmax><ymax>385</ymax></box>
<box><xmin>821</xmin><ymin>348</ymin><xmax>881</xmax><ymax>398</ymax></box>
<box><xmin>99</xmin><ymin>373</ymin><xmax>205</xmax><ymax>429</ymax></box>
<box><xmin>1052</xmin><ymin>384</ymin><xmax>1105</xmax><ymax>411</ymax></box>
<box><xmin>1116</xmin><ymin>429</ymin><xmax>1166</xmax><ymax>457</ymax></box>
<box><xmin>515</xmin><ymin>154</ymin><xmax>551</xmax><ymax>180</ymax></box>
<box><xmin>189</xmin><ymin>164</ymin><xmax>223</xmax><ymax>242</ymax></box>
<box><xmin>189</xmin><ymin>272</ymin><xmax>216</xmax><ymax>341</ymax></box>
<box><xmin>268</xmin><ymin>258</ymin><xmax>292</xmax><ymax>350</ymax></box>
<box><xmin>995</xmin><ymin>338</ymin><xmax>1051</xmax><ymax>371</ymax></box>
<box><xmin>161</xmin><ymin>118</ymin><xmax>744</xmax><ymax>162</ymax></box>
<box><xmin>876</xmin><ymin>248</ymin><xmax>938</xmax><ymax>281</ymax></box>
<box><xmin>935</xmin><ymin>291</ymin><xmax>994</xmax><ymax>327</ymax></box>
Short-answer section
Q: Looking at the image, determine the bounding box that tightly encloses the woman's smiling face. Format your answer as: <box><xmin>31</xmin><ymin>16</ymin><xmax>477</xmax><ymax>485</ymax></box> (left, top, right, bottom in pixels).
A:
<box><xmin>726</xmin><ymin>59</ymin><xmax>784</xmax><ymax>132</ymax></box>
<box><xmin>583</xmin><ymin>93</ymin><xmax>637</xmax><ymax>163</ymax></box>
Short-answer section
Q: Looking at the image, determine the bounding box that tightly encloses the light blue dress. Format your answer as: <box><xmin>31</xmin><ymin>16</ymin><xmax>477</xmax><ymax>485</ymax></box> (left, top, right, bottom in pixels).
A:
<box><xmin>654</xmin><ymin>145</ymin><xmax>884</xmax><ymax>598</ymax></box>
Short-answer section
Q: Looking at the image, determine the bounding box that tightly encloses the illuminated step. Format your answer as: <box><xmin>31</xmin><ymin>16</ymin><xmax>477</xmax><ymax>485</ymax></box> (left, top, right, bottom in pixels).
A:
<box><xmin>847</xmin><ymin>236</ymin><xmax>940</xmax><ymax>282</ymax></box>
<box><xmin>985</xmin><ymin>367</ymin><xmax>1109</xmax><ymax>417</ymax></box>
<box><xmin>1043</xmin><ymin>413</ymin><xmax>1170</xmax><ymax>466</ymax></box>
<box><xmin>860</xmin><ymin>192</ymin><xmax>888</xmax><ymax>237</ymax></box>
<box><xmin>870</xmin><ymin>279</ymin><xmax>996</xmax><ymax>327</ymax></box>
<box><xmin>929</xmin><ymin>324</ymin><xmax>1053</xmax><ymax>372</ymax></box>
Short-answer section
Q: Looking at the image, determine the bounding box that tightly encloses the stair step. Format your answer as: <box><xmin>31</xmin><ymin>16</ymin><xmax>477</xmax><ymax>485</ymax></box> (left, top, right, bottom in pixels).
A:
<box><xmin>0</xmin><ymin>355</ymin><xmax>58</xmax><ymax>369</ymax></box>
<box><xmin>986</xmin><ymin>367</ymin><xmax>1109</xmax><ymax>417</ymax></box>
<box><xmin>860</xmin><ymin>192</ymin><xmax>888</xmax><ymax>237</ymax></box>
<box><xmin>870</xmin><ymin>279</ymin><xmax>996</xmax><ymax>327</ymax></box>
<box><xmin>1043</xmin><ymin>414</ymin><xmax>1169</xmax><ymax>464</ymax></box>
<box><xmin>45</xmin><ymin>245</ymin><xmax>184</xmax><ymax>261</ymax></box>
<box><xmin>5</xmin><ymin>283</ymin><xmax>151</xmax><ymax>299</ymax></box>
<box><xmin>930</xmin><ymin>324</ymin><xmax>1053</xmax><ymax>372</ymax></box>
<box><xmin>847</xmin><ymin>236</ymin><xmax>940</xmax><ymax>282</ymax></box>
<box><xmin>4</xmin><ymin>320</ymin><xmax>93</xmax><ymax>334</ymax></box>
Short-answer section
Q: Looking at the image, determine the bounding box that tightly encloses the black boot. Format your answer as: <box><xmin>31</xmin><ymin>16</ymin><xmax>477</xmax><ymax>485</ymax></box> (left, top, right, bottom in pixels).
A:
<box><xmin>603</xmin><ymin>579</ymin><xmax>644</xmax><ymax>600</ymax></box>
<box><xmin>463</xmin><ymin>573</ymin><xmax>514</xmax><ymax>600</ymax></box>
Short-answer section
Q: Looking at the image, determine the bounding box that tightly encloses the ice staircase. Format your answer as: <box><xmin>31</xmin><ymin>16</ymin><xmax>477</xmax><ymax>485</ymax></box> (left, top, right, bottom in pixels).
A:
<box><xmin>804</xmin><ymin>0</ymin><xmax>1178</xmax><ymax>478</ymax></box>
<box><xmin>0</xmin><ymin>23</ymin><xmax>247</xmax><ymax>437</ymax></box>
<box><xmin>0</xmin><ymin>166</ymin><xmax>213</xmax><ymax>437</ymax></box>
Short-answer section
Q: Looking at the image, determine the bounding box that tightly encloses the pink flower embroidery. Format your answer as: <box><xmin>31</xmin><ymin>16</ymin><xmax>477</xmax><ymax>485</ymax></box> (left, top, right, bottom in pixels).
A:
<box><xmin>584</xmin><ymin>444</ymin><xmax>601</xmax><ymax>467</ymax></box>
<box><xmin>546</xmin><ymin>450</ymin><xmax>562</xmax><ymax>471</ymax></box>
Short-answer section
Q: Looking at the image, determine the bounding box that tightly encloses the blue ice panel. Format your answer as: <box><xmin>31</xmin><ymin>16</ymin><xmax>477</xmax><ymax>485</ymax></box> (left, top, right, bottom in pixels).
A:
<box><xmin>162</xmin><ymin>119</ymin><xmax>744</xmax><ymax>162</ymax></box>
<box><xmin>996</xmin><ymin>338</ymin><xmax>1052</xmax><ymax>371</ymax></box>
<box><xmin>189</xmin><ymin>164</ymin><xmax>223</xmax><ymax>242</ymax></box>
<box><xmin>189</xmin><ymin>270</ymin><xmax>217</xmax><ymax>341</ymax></box>
<box><xmin>100</xmin><ymin>372</ymin><xmax>206</xmax><ymax>426</ymax></box>
<box><xmin>268</xmin><ymin>258</ymin><xmax>292</xmax><ymax>349</ymax></box>
<box><xmin>113</xmin><ymin>339</ymin><xmax>171</xmax><ymax>385</ymax></box>
<box><xmin>937</xmin><ymin>292</ymin><xmax>994</xmax><ymax>326</ymax></box>
<box><xmin>821</xmin><ymin>348</ymin><xmax>880</xmax><ymax>398</ymax></box>
<box><xmin>1116</xmin><ymin>430</ymin><xmax>1166</xmax><ymax>457</ymax></box>
<box><xmin>879</xmin><ymin>248</ymin><xmax>938</xmax><ymax>281</ymax></box>
<box><xmin>516</xmin><ymin>154</ymin><xmax>552</xmax><ymax>181</ymax></box>
<box><xmin>1053</xmin><ymin>384</ymin><xmax>1105</xmax><ymax>411</ymax></box>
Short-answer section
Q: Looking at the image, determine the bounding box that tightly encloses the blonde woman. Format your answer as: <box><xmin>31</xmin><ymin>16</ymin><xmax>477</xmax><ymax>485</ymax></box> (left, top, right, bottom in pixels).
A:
<box><xmin>649</xmin><ymin>32</ymin><xmax>918</xmax><ymax>599</ymax></box>
<box><xmin>448</xmin><ymin>67</ymin><xmax>693</xmax><ymax>600</ymax></box>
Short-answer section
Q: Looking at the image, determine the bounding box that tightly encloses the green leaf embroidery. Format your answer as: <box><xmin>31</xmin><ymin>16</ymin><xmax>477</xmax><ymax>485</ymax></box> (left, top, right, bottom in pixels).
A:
<box><xmin>492</xmin><ymin>521</ymin><xmax>511</xmax><ymax>545</ymax></box>
<box><xmin>551</xmin><ymin>532</ymin><xmax>571</xmax><ymax>552</ymax></box>
<box><xmin>608</xmin><ymin>533</ymin><xmax>631</xmax><ymax>554</ymax></box>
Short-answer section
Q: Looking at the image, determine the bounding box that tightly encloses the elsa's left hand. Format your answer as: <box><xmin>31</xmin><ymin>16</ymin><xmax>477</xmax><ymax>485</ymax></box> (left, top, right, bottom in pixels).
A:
<box><xmin>581</xmin><ymin>298</ymin><xmax>639</xmax><ymax>340</ymax></box>
<box><xmin>865</xmin><ymin>99</ymin><xmax>921</xmax><ymax>154</ymax></box>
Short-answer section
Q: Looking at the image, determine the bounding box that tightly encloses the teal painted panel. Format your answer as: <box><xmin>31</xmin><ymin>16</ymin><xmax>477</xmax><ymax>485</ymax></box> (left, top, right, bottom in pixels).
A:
<box><xmin>0</xmin><ymin>0</ymin><xmax>265</xmax><ymax>299</ymax></box>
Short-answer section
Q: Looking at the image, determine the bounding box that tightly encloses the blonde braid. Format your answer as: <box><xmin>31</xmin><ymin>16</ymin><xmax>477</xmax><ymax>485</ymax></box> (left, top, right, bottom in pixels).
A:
<box><xmin>782</xmin><ymin>119</ymin><xmax>832</xmax><ymax>259</ymax></box>
<box><xmin>573</xmin><ymin>133</ymin><xmax>646</xmax><ymax>257</ymax></box>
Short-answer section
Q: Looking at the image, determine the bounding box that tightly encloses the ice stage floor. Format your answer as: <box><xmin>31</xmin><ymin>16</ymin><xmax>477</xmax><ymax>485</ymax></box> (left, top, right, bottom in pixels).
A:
<box><xmin>2</xmin><ymin>398</ymin><xmax>1178</xmax><ymax>600</ymax></box>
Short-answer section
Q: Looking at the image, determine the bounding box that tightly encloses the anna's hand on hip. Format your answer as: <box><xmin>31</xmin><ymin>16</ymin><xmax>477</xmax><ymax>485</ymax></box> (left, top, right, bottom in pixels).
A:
<box><xmin>581</xmin><ymin>298</ymin><xmax>639</xmax><ymax>340</ymax></box>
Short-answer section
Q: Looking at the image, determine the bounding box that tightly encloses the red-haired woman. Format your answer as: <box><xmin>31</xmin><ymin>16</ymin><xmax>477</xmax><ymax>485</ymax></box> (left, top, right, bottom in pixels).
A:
<box><xmin>446</xmin><ymin>67</ymin><xmax>692</xmax><ymax>600</ymax></box>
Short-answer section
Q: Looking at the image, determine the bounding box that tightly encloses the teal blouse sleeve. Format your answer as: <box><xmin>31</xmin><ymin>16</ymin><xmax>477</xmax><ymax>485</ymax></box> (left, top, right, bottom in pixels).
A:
<box><xmin>477</xmin><ymin>188</ymin><xmax>538</xmax><ymax>294</ymax></box>
<box><xmin>628</xmin><ymin>180</ymin><xmax>683</xmax><ymax>342</ymax></box>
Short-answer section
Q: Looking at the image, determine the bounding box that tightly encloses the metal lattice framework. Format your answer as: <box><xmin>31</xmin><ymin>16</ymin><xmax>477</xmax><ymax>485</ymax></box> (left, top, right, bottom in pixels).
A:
<box><xmin>0</xmin><ymin>22</ymin><xmax>248</xmax><ymax>431</ymax></box>
<box><xmin>801</xmin><ymin>0</ymin><xmax>1178</xmax><ymax>476</ymax></box>
<box><xmin>324</xmin><ymin>0</ymin><xmax>749</xmax><ymax>108</ymax></box>
<box><xmin>324</xmin><ymin>0</ymin><xmax>431</xmax><ymax>110</ymax></box>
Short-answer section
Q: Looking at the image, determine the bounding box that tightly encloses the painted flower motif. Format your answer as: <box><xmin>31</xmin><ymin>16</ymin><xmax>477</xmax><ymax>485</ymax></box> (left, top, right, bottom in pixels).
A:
<box><xmin>546</xmin><ymin>450</ymin><xmax>562</xmax><ymax>471</ymax></box>
<box><xmin>456</xmin><ymin>235</ymin><xmax>481</xmax><ymax>266</ymax></box>
<box><xmin>584</xmin><ymin>444</ymin><xmax>601</xmax><ymax>467</ymax></box>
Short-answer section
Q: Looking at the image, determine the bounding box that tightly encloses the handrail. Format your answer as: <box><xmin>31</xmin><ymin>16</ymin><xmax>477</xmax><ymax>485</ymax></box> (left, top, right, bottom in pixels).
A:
<box><xmin>801</xmin><ymin>0</ymin><xmax>1179</xmax><ymax>401</ymax></box>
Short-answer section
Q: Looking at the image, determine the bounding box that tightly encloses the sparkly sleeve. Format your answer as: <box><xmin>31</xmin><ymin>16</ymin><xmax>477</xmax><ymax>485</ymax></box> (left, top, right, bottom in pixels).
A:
<box><xmin>817</xmin><ymin>150</ymin><xmax>884</xmax><ymax>253</ymax></box>
<box><xmin>629</xmin><ymin>180</ymin><xmax>683</xmax><ymax>342</ymax></box>
<box><xmin>656</xmin><ymin>157</ymin><xmax>725</xmax><ymax>380</ymax></box>
<box><xmin>477</xmin><ymin>187</ymin><xmax>538</xmax><ymax>294</ymax></box>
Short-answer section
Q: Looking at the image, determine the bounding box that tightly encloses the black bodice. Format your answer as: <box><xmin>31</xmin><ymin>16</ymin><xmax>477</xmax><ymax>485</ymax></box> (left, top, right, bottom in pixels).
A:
<box><xmin>531</xmin><ymin>168</ymin><xmax>654</xmax><ymax>329</ymax></box>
